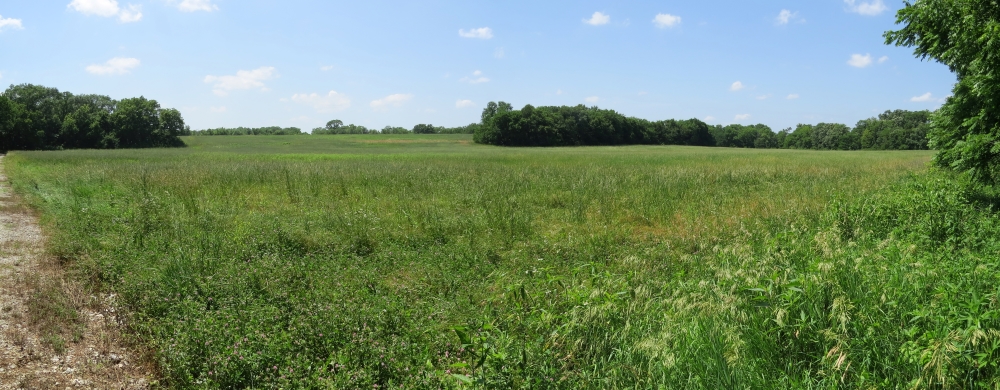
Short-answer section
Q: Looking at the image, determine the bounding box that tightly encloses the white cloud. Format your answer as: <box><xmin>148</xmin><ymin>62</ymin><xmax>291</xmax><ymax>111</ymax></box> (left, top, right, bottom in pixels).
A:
<box><xmin>878</xmin><ymin>56</ymin><xmax>889</xmax><ymax>64</ymax></box>
<box><xmin>911</xmin><ymin>92</ymin><xmax>933</xmax><ymax>102</ymax></box>
<box><xmin>0</xmin><ymin>15</ymin><xmax>24</xmax><ymax>31</ymax></box>
<box><xmin>460</xmin><ymin>70</ymin><xmax>490</xmax><ymax>84</ymax></box>
<box><xmin>848</xmin><ymin>53</ymin><xmax>873</xmax><ymax>68</ymax></box>
<box><xmin>459</xmin><ymin>27</ymin><xmax>493</xmax><ymax>39</ymax></box>
<box><xmin>735</xmin><ymin>114</ymin><xmax>751</xmax><ymax>121</ymax></box>
<box><xmin>556</xmin><ymin>89</ymin><xmax>563</xmax><ymax>95</ymax></box>
<box><xmin>584</xmin><ymin>12</ymin><xmax>610</xmax><ymax>26</ymax></box>
<box><xmin>204</xmin><ymin>67</ymin><xmax>276</xmax><ymax>96</ymax></box>
<box><xmin>585</xmin><ymin>96</ymin><xmax>599</xmax><ymax>104</ymax></box>
<box><xmin>844</xmin><ymin>0</ymin><xmax>888</xmax><ymax>16</ymax></box>
<box><xmin>704</xmin><ymin>116</ymin><xmax>716</xmax><ymax>122</ymax></box>
<box><xmin>68</xmin><ymin>0</ymin><xmax>120</xmax><ymax>17</ymax></box>
<box><xmin>320</xmin><ymin>65</ymin><xmax>334</xmax><ymax>71</ymax></box>
<box><xmin>210</xmin><ymin>106</ymin><xmax>227</xmax><ymax>113</ymax></box>
<box><xmin>653</xmin><ymin>13</ymin><xmax>681</xmax><ymax>28</ymax></box>
<box><xmin>456</xmin><ymin>99</ymin><xmax>475</xmax><ymax>108</ymax></box>
<box><xmin>776</xmin><ymin>10</ymin><xmax>799</xmax><ymax>25</ymax></box>
<box><xmin>291</xmin><ymin>91</ymin><xmax>352</xmax><ymax>112</ymax></box>
<box><xmin>176</xmin><ymin>0</ymin><xmax>218</xmax><ymax>12</ymax></box>
<box><xmin>68</xmin><ymin>0</ymin><xmax>141</xmax><ymax>22</ymax></box>
<box><xmin>756</xmin><ymin>94</ymin><xmax>771</xmax><ymax>100</ymax></box>
<box><xmin>494</xmin><ymin>47</ymin><xmax>505</xmax><ymax>59</ymax></box>
<box><xmin>730</xmin><ymin>81</ymin><xmax>745</xmax><ymax>91</ymax></box>
<box><xmin>85</xmin><ymin>57</ymin><xmax>140</xmax><ymax>75</ymax></box>
<box><xmin>117</xmin><ymin>4</ymin><xmax>142</xmax><ymax>23</ymax></box>
<box><xmin>370</xmin><ymin>94</ymin><xmax>413</xmax><ymax>110</ymax></box>
<box><xmin>787</xmin><ymin>94</ymin><xmax>800</xmax><ymax>100</ymax></box>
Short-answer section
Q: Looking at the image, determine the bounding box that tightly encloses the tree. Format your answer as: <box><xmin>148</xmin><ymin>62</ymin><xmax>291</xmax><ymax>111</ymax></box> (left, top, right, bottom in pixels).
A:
<box><xmin>1</xmin><ymin>84</ymin><xmax>185</xmax><ymax>150</ymax></box>
<box><xmin>325</xmin><ymin>120</ymin><xmax>343</xmax><ymax>130</ymax></box>
<box><xmin>886</xmin><ymin>0</ymin><xmax>1000</xmax><ymax>183</ymax></box>
<box><xmin>412</xmin><ymin>124</ymin><xmax>437</xmax><ymax>134</ymax></box>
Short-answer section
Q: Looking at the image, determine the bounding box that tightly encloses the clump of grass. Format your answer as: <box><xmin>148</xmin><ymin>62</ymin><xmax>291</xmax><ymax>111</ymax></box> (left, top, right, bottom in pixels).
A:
<box><xmin>23</xmin><ymin>275</ymin><xmax>84</xmax><ymax>354</ymax></box>
<box><xmin>12</xmin><ymin>135</ymin><xmax>992</xmax><ymax>388</ymax></box>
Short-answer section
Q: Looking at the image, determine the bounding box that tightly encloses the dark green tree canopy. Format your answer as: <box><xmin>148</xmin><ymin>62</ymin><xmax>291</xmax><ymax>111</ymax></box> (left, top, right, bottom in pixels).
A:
<box><xmin>886</xmin><ymin>0</ymin><xmax>1000</xmax><ymax>183</ymax></box>
<box><xmin>0</xmin><ymin>84</ymin><xmax>185</xmax><ymax>151</ymax></box>
<box><xmin>474</xmin><ymin>101</ymin><xmax>930</xmax><ymax>150</ymax></box>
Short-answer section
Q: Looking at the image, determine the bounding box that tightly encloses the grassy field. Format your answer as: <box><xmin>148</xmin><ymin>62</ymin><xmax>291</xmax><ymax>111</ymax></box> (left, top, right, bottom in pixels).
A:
<box><xmin>7</xmin><ymin>135</ymin><xmax>1000</xmax><ymax>388</ymax></box>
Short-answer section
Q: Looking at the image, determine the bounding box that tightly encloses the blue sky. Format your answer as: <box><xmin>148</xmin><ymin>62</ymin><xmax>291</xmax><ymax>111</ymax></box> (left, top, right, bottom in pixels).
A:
<box><xmin>0</xmin><ymin>0</ymin><xmax>955</xmax><ymax>131</ymax></box>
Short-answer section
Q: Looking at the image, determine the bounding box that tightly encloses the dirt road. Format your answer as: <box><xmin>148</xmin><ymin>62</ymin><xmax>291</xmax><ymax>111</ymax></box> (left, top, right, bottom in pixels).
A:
<box><xmin>0</xmin><ymin>156</ymin><xmax>151</xmax><ymax>389</ymax></box>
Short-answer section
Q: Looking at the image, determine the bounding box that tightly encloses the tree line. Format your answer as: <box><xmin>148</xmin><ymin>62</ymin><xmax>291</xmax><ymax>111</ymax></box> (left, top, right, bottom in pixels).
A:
<box><xmin>0</xmin><ymin>84</ymin><xmax>186</xmax><ymax>152</ymax></box>
<box><xmin>190</xmin><ymin>126</ymin><xmax>303</xmax><ymax>136</ymax></box>
<box><xmin>309</xmin><ymin>120</ymin><xmax>480</xmax><ymax>135</ymax></box>
<box><xmin>190</xmin><ymin>120</ymin><xmax>482</xmax><ymax>136</ymax></box>
<box><xmin>474</xmin><ymin>102</ymin><xmax>932</xmax><ymax>150</ymax></box>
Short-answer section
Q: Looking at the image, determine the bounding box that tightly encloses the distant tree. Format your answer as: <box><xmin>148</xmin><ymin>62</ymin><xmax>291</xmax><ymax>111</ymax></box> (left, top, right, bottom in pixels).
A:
<box><xmin>855</xmin><ymin>110</ymin><xmax>931</xmax><ymax>150</ymax></box>
<box><xmin>325</xmin><ymin>120</ymin><xmax>344</xmax><ymax>130</ymax></box>
<box><xmin>885</xmin><ymin>0</ymin><xmax>1000</xmax><ymax>183</ymax></box>
<box><xmin>811</xmin><ymin>123</ymin><xmax>856</xmax><ymax>150</ymax></box>
<box><xmin>412</xmin><ymin>124</ymin><xmax>437</xmax><ymax>134</ymax></box>
<box><xmin>381</xmin><ymin>126</ymin><xmax>410</xmax><ymax>134</ymax></box>
<box><xmin>785</xmin><ymin>124</ymin><xmax>814</xmax><ymax>149</ymax></box>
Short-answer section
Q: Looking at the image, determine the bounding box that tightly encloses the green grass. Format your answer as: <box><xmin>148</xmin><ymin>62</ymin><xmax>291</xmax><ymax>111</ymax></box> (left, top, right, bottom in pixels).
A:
<box><xmin>8</xmin><ymin>135</ymin><xmax>1000</xmax><ymax>388</ymax></box>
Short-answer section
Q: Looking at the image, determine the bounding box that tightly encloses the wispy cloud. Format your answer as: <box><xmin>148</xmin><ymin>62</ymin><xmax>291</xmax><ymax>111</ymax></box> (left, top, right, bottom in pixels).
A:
<box><xmin>584</xmin><ymin>12</ymin><xmax>611</xmax><ymax>26</ymax></box>
<box><xmin>175</xmin><ymin>0</ymin><xmax>218</xmax><ymax>12</ymax></box>
<box><xmin>848</xmin><ymin>53</ymin><xmax>873</xmax><ymax>68</ymax></box>
<box><xmin>756</xmin><ymin>94</ymin><xmax>771</xmax><ymax>100</ymax></box>
<box><xmin>653</xmin><ymin>13</ymin><xmax>681</xmax><ymax>28</ymax></box>
<box><xmin>730</xmin><ymin>81</ymin><xmax>745</xmax><ymax>91</ymax></box>
<box><xmin>0</xmin><ymin>15</ymin><xmax>24</xmax><ymax>31</ymax></box>
<box><xmin>787</xmin><ymin>94</ymin><xmax>800</xmax><ymax>100</ymax></box>
<box><xmin>370</xmin><ymin>94</ymin><xmax>413</xmax><ymax>110</ymax></box>
<box><xmin>118</xmin><ymin>4</ymin><xmax>142</xmax><ymax>22</ymax></box>
<box><xmin>456</xmin><ymin>99</ymin><xmax>475</xmax><ymax>108</ymax></box>
<box><xmin>320</xmin><ymin>65</ymin><xmax>334</xmax><ymax>71</ymax></box>
<box><xmin>585</xmin><ymin>96</ymin><xmax>599</xmax><ymax>104</ymax></box>
<box><xmin>844</xmin><ymin>0</ymin><xmax>888</xmax><ymax>16</ymax></box>
<box><xmin>776</xmin><ymin>10</ymin><xmax>802</xmax><ymax>25</ymax></box>
<box><xmin>85</xmin><ymin>57</ymin><xmax>140</xmax><ymax>75</ymax></box>
<box><xmin>878</xmin><ymin>56</ymin><xmax>889</xmax><ymax>64</ymax></box>
<box><xmin>292</xmin><ymin>91</ymin><xmax>351</xmax><ymax>112</ymax></box>
<box><xmin>68</xmin><ymin>0</ymin><xmax>142</xmax><ymax>23</ymax></box>
<box><xmin>704</xmin><ymin>116</ymin><xmax>716</xmax><ymax>122</ymax></box>
<box><xmin>204</xmin><ymin>67</ymin><xmax>276</xmax><ymax>96</ymax></box>
<box><xmin>910</xmin><ymin>92</ymin><xmax>933</xmax><ymax>102</ymax></box>
<box><xmin>735</xmin><ymin>114</ymin><xmax>751</xmax><ymax>121</ymax></box>
<box><xmin>460</xmin><ymin>70</ymin><xmax>490</xmax><ymax>84</ymax></box>
<box><xmin>459</xmin><ymin>27</ymin><xmax>493</xmax><ymax>39</ymax></box>
<box><xmin>494</xmin><ymin>47</ymin><xmax>505</xmax><ymax>59</ymax></box>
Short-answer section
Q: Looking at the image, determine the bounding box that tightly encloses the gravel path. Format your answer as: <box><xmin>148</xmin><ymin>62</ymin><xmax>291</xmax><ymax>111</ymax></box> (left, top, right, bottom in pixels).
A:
<box><xmin>0</xmin><ymin>156</ymin><xmax>151</xmax><ymax>390</ymax></box>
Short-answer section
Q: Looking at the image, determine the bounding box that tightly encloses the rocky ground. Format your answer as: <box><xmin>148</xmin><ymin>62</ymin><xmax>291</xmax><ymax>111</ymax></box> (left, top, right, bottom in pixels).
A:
<box><xmin>0</xmin><ymin>156</ymin><xmax>152</xmax><ymax>390</ymax></box>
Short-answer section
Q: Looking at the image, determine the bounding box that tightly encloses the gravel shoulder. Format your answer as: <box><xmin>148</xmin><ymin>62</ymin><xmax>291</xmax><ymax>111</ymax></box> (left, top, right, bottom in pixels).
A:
<box><xmin>0</xmin><ymin>156</ymin><xmax>152</xmax><ymax>390</ymax></box>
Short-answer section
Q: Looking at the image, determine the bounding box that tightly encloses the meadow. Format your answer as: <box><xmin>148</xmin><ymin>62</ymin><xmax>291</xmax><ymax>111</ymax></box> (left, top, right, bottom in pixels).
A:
<box><xmin>7</xmin><ymin>135</ymin><xmax>1000</xmax><ymax>388</ymax></box>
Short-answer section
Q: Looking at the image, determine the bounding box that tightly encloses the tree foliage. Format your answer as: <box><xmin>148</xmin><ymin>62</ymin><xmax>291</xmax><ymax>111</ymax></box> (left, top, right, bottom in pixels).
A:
<box><xmin>474</xmin><ymin>102</ymin><xmax>929</xmax><ymax>150</ymax></box>
<box><xmin>476</xmin><ymin>103</ymin><xmax>713</xmax><ymax>147</ymax></box>
<box><xmin>886</xmin><ymin>0</ymin><xmax>1000</xmax><ymax>183</ymax></box>
<box><xmin>0</xmin><ymin>84</ymin><xmax>186</xmax><ymax>151</ymax></box>
<box><xmin>193</xmin><ymin>126</ymin><xmax>304</xmax><ymax>136</ymax></box>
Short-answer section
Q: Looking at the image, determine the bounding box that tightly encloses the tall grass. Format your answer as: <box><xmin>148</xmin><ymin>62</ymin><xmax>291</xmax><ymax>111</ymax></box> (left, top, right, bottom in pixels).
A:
<box><xmin>9</xmin><ymin>135</ymin><xmax>995</xmax><ymax>388</ymax></box>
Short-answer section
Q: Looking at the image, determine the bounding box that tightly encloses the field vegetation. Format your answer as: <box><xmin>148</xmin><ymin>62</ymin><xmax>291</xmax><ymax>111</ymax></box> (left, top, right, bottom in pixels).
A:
<box><xmin>11</xmin><ymin>135</ymin><xmax>1000</xmax><ymax>388</ymax></box>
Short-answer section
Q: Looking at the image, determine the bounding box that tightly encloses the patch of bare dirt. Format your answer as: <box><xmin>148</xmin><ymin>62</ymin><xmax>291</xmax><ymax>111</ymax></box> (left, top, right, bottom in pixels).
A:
<box><xmin>0</xmin><ymin>156</ymin><xmax>152</xmax><ymax>390</ymax></box>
